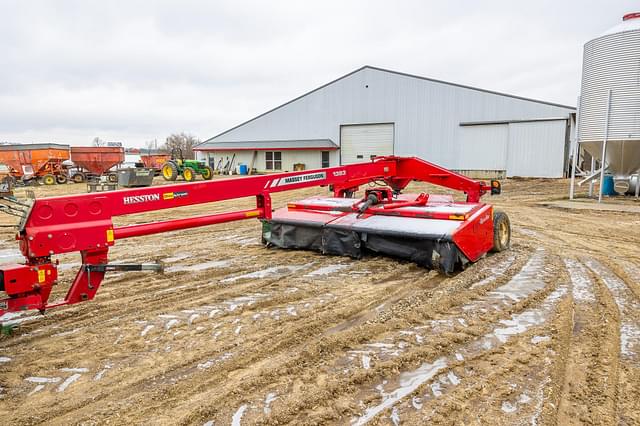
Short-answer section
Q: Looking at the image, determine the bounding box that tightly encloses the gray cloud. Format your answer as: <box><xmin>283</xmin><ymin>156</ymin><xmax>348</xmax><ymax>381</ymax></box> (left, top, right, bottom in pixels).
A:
<box><xmin>0</xmin><ymin>0</ymin><xmax>637</xmax><ymax>146</ymax></box>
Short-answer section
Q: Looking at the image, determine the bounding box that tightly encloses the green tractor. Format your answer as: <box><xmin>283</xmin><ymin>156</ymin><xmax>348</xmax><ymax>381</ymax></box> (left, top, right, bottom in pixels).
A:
<box><xmin>161</xmin><ymin>148</ymin><xmax>213</xmax><ymax>182</ymax></box>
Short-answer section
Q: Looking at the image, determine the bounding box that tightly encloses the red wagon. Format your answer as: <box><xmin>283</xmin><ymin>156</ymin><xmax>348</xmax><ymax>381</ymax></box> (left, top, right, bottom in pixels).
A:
<box><xmin>69</xmin><ymin>146</ymin><xmax>125</xmax><ymax>183</ymax></box>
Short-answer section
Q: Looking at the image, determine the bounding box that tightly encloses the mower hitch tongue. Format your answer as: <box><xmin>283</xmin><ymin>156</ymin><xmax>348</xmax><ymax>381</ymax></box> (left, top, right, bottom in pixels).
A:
<box><xmin>0</xmin><ymin>156</ymin><xmax>510</xmax><ymax>318</ymax></box>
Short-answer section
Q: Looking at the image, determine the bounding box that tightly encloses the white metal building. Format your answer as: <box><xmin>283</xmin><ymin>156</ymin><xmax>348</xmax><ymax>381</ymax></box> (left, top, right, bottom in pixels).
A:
<box><xmin>196</xmin><ymin>66</ymin><xmax>575</xmax><ymax>177</ymax></box>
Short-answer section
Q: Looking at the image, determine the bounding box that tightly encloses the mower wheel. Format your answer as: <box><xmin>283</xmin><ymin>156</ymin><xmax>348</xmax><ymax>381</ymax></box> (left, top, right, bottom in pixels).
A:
<box><xmin>72</xmin><ymin>172</ymin><xmax>85</xmax><ymax>183</ymax></box>
<box><xmin>162</xmin><ymin>162</ymin><xmax>179</xmax><ymax>181</ymax></box>
<box><xmin>202</xmin><ymin>166</ymin><xmax>213</xmax><ymax>180</ymax></box>
<box><xmin>183</xmin><ymin>167</ymin><xmax>196</xmax><ymax>182</ymax></box>
<box><xmin>42</xmin><ymin>174</ymin><xmax>56</xmax><ymax>185</ymax></box>
<box><xmin>107</xmin><ymin>173</ymin><xmax>118</xmax><ymax>183</ymax></box>
<box><xmin>491</xmin><ymin>210</ymin><xmax>511</xmax><ymax>252</ymax></box>
<box><xmin>56</xmin><ymin>174</ymin><xmax>68</xmax><ymax>184</ymax></box>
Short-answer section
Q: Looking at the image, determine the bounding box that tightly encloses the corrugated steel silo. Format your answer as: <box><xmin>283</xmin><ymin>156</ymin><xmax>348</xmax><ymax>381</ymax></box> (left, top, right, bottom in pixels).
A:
<box><xmin>578</xmin><ymin>12</ymin><xmax>640</xmax><ymax>186</ymax></box>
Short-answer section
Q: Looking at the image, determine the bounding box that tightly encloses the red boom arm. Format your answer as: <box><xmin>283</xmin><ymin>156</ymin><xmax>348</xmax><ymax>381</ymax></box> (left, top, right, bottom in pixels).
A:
<box><xmin>0</xmin><ymin>156</ymin><xmax>490</xmax><ymax>316</ymax></box>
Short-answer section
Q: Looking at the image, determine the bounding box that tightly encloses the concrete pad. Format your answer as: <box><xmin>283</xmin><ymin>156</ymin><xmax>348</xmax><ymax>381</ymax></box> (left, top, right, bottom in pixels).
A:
<box><xmin>541</xmin><ymin>199</ymin><xmax>640</xmax><ymax>213</ymax></box>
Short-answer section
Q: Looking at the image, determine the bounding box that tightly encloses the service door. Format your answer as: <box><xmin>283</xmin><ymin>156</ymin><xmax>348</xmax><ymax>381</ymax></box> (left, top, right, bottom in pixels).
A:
<box><xmin>340</xmin><ymin>123</ymin><xmax>394</xmax><ymax>165</ymax></box>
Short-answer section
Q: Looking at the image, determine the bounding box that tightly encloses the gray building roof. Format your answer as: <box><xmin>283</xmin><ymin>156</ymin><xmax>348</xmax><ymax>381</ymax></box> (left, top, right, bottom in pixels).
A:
<box><xmin>195</xmin><ymin>139</ymin><xmax>338</xmax><ymax>151</ymax></box>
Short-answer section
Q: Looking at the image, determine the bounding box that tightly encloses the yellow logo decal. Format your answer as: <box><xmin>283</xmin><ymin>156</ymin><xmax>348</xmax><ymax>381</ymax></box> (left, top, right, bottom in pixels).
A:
<box><xmin>38</xmin><ymin>270</ymin><xmax>45</xmax><ymax>283</ymax></box>
<box><xmin>163</xmin><ymin>192</ymin><xmax>174</xmax><ymax>200</ymax></box>
<box><xmin>106</xmin><ymin>229</ymin><xmax>114</xmax><ymax>242</ymax></box>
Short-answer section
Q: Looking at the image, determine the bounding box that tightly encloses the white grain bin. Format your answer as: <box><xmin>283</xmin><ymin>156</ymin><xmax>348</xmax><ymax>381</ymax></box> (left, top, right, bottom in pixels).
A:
<box><xmin>578</xmin><ymin>12</ymin><xmax>640</xmax><ymax>193</ymax></box>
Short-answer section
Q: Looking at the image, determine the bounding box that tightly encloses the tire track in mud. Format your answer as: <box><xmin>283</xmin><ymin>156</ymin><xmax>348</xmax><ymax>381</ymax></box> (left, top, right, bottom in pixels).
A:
<box><xmin>0</xmin><ymin>257</ymin><xmax>432</xmax><ymax>424</ymax></box>
<box><xmin>94</xmin><ymin>250</ymin><xmax>522</xmax><ymax>425</ymax></box>
<box><xmin>584</xmin><ymin>258</ymin><xmax>640</xmax><ymax>424</ymax></box>
<box><xmin>2</xmin><ymin>179</ymin><xmax>638</xmax><ymax>424</ymax></box>
<box><xmin>556</xmin><ymin>258</ymin><xmax>618</xmax><ymax>424</ymax></box>
<box><xmin>332</xmin><ymin>249</ymin><xmax>566</xmax><ymax>425</ymax></box>
<box><xmin>176</xmin><ymin>247</ymin><xmax>547</xmax><ymax>425</ymax></box>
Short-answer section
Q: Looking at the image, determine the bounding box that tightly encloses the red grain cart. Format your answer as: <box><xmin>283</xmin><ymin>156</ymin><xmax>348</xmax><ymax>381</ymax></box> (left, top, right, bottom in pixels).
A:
<box><xmin>0</xmin><ymin>143</ymin><xmax>70</xmax><ymax>185</ymax></box>
<box><xmin>69</xmin><ymin>146</ymin><xmax>125</xmax><ymax>183</ymax></box>
<box><xmin>140</xmin><ymin>152</ymin><xmax>170</xmax><ymax>175</ymax></box>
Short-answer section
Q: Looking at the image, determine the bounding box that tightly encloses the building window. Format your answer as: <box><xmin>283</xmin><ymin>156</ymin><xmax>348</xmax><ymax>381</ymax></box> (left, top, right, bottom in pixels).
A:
<box><xmin>321</xmin><ymin>151</ymin><xmax>330</xmax><ymax>168</ymax></box>
<box><xmin>266</xmin><ymin>151</ymin><xmax>282</xmax><ymax>170</ymax></box>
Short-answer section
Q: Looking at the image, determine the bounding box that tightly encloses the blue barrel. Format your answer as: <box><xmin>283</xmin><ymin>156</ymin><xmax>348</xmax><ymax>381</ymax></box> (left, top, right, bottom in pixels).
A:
<box><xmin>239</xmin><ymin>164</ymin><xmax>248</xmax><ymax>175</ymax></box>
<box><xmin>602</xmin><ymin>175</ymin><xmax>616</xmax><ymax>196</ymax></box>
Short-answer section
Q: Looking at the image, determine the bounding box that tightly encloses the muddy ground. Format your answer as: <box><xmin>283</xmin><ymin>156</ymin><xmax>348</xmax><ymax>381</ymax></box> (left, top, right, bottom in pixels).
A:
<box><xmin>0</xmin><ymin>176</ymin><xmax>639</xmax><ymax>425</ymax></box>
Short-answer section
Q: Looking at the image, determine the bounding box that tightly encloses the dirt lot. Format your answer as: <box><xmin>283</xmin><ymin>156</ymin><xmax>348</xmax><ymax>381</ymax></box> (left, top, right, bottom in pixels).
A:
<box><xmin>0</xmin><ymin>177</ymin><xmax>639</xmax><ymax>425</ymax></box>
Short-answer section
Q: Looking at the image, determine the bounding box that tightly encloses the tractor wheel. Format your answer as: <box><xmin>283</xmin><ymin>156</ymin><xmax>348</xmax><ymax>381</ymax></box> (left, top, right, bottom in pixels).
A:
<box><xmin>491</xmin><ymin>210</ymin><xmax>511</xmax><ymax>252</ymax></box>
<box><xmin>201</xmin><ymin>166</ymin><xmax>213</xmax><ymax>180</ymax></box>
<box><xmin>42</xmin><ymin>174</ymin><xmax>56</xmax><ymax>185</ymax></box>
<box><xmin>72</xmin><ymin>172</ymin><xmax>85</xmax><ymax>183</ymax></box>
<box><xmin>162</xmin><ymin>162</ymin><xmax>179</xmax><ymax>181</ymax></box>
<box><xmin>56</xmin><ymin>174</ymin><xmax>68</xmax><ymax>184</ymax></box>
<box><xmin>183</xmin><ymin>167</ymin><xmax>196</xmax><ymax>182</ymax></box>
<box><xmin>107</xmin><ymin>173</ymin><xmax>118</xmax><ymax>183</ymax></box>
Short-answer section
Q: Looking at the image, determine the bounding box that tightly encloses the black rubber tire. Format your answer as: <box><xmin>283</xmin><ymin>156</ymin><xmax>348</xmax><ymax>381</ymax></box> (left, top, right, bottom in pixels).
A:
<box><xmin>492</xmin><ymin>210</ymin><xmax>511</xmax><ymax>252</ymax></box>
<box><xmin>202</xmin><ymin>166</ymin><xmax>213</xmax><ymax>180</ymax></box>
<box><xmin>42</xmin><ymin>174</ymin><xmax>56</xmax><ymax>185</ymax></box>
<box><xmin>107</xmin><ymin>173</ymin><xmax>118</xmax><ymax>183</ymax></box>
<box><xmin>72</xmin><ymin>172</ymin><xmax>85</xmax><ymax>183</ymax></box>
<box><xmin>162</xmin><ymin>161</ymin><xmax>179</xmax><ymax>181</ymax></box>
<box><xmin>183</xmin><ymin>166</ymin><xmax>196</xmax><ymax>182</ymax></box>
<box><xmin>56</xmin><ymin>174</ymin><xmax>68</xmax><ymax>184</ymax></box>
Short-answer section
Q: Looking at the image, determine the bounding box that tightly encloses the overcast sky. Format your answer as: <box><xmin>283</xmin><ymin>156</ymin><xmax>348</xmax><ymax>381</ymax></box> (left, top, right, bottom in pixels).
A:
<box><xmin>0</xmin><ymin>1</ymin><xmax>637</xmax><ymax>147</ymax></box>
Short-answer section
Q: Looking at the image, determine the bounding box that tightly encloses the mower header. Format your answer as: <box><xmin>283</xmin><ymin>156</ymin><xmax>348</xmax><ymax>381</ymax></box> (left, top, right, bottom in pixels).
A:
<box><xmin>0</xmin><ymin>156</ymin><xmax>509</xmax><ymax>318</ymax></box>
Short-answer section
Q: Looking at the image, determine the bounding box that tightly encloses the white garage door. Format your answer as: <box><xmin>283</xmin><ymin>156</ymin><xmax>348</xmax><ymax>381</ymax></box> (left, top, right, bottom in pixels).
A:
<box><xmin>340</xmin><ymin>123</ymin><xmax>394</xmax><ymax>165</ymax></box>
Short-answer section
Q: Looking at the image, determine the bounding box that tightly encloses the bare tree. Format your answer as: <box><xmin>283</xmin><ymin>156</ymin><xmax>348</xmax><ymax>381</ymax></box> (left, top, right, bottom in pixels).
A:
<box><xmin>92</xmin><ymin>137</ymin><xmax>105</xmax><ymax>147</ymax></box>
<box><xmin>163</xmin><ymin>133</ymin><xmax>199</xmax><ymax>159</ymax></box>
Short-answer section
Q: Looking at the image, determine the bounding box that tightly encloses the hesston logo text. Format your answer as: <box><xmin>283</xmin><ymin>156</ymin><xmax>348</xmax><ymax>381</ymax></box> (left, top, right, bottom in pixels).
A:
<box><xmin>123</xmin><ymin>193</ymin><xmax>161</xmax><ymax>205</ymax></box>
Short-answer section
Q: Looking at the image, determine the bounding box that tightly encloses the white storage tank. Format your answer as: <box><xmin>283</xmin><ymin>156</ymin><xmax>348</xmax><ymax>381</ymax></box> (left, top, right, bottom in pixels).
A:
<box><xmin>578</xmin><ymin>12</ymin><xmax>640</xmax><ymax>181</ymax></box>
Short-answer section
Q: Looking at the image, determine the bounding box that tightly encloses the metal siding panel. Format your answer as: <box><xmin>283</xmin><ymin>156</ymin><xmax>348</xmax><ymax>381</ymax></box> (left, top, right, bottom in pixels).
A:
<box><xmin>506</xmin><ymin>121</ymin><xmax>567</xmax><ymax>177</ymax></box>
<box><xmin>340</xmin><ymin>123</ymin><xmax>394</xmax><ymax>164</ymax></box>
<box><xmin>457</xmin><ymin>125</ymin><xmax>508</xmax><ymax>171</ymax></box>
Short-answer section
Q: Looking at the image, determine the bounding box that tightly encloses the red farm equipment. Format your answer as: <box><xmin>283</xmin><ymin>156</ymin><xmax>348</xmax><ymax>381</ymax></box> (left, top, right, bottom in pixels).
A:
<box><xmin>0</xmin><ymin>156</ymin><xmax>509</xmax><ymax>318</ymax></box>
<box><xmin>140</xmin><ymin>151</ymin><xmax>171</xmax><ymax>176</ymax></box>
<box><xmin>0</xmin><ymin>143</ymin><xmax>70</xmax><ymax>185</ymax></box>
<box><xmin>69</xmin><ymin>146</ymin><xmax>125</xmax><ymax>183</ymax></box>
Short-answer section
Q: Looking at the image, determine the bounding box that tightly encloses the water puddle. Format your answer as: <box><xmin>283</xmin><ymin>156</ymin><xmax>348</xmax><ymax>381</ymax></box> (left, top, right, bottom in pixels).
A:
<box><xmin>165</xmin><ymin>259</ymin><xmax>233</xmax><ymax>273</ymax></box>
<box><xmin>162</xmin><ymin>254</ymin><xmax>190</xmax><ymax>263</ymax></box>
<box><xmin>232</xmin><ymin>404</ymin><xmax>248</xmax><ymax>426</ymax></box>
<box><xmin>0</xmin><ymin>248</ymin><xmax>24</xmax><ymax>264</ymax></box>
<box><xmin>462</xmin><ymin>249</ymin><xmax>547</xmax><ymax>312</ymax></box>
<box><xmin>469</xmin><ymin>255</ymin><xmax>516</xmax><ymax>289</ymax></box>
<box><xmin>264</xmin><ymin>392</ymin><xmax>278</xmax><ymax>414</ymax></box>
<box><xmin>563</xmin><ymin>258</ymin><xmax>595</xmax><ymax>303</ymax></box>
<box><xmin>304</xmin><ymin>264</ymin><xmax>350</xmax><ymax>277</ymax></box>
<box><xmin>220</xmin><ymin>263</ymin><xmax>312</xmax><ymax>283</ymax></box>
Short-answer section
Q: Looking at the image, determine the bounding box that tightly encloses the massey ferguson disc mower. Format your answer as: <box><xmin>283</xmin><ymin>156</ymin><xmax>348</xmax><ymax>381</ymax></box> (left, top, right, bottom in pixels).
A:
<box><xmin>0</xmin><ymin>156</ymin><xmax>509</xmax><ymax>318</ymax></box>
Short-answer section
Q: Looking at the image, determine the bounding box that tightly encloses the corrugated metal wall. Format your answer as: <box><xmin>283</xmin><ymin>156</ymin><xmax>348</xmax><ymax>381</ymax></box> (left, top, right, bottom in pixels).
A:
<box><xmin>203</xmin><ymin>67</ymin><xmax>574</xmax><ymax>177</ymax></box>
<box><xmin>458</xmin><ymin>125</ymin><xmax>508</xmax><ymax>171</ymax></box>
<box><xmin>457</xmin><ymin>120</ymin><xmax>568</xmax><ymax>177</ymax></box>
<box><xmin>506</xmin><ymin>120</ymin><xmax>568</xmax><ymax>177</ymax></box>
